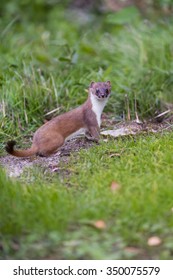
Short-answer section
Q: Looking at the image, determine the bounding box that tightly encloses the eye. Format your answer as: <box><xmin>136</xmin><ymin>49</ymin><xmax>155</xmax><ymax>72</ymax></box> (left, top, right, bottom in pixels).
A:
<box><xmin>105</xmin><ymin>89</ymin><xmax>109</xmax><ymax>94</ymax></box>
<box><xmin>96</xmin><ymin>89</ymin><xmax>100</xmax><ymax>94</ymax></box>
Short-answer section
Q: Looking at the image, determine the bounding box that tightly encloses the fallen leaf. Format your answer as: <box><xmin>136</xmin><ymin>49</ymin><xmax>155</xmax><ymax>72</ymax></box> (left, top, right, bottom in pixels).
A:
<box><xmin>124</xmin><ymin>247</ymin><xmax>141</xmax><ymax>254</ymax></box>
<box><xmin>101</xmin><ymin>127</ymin><xmax>136</xmax><ymax>138</ymax></box>
<box><xmin>147</xmin><ymin>236</ymin><xmax>162</xmax><ymax>246</ymax></box>
<box><xmin>93</xmin><ymin>220</ymin><xmax>106</xmax><ymax>229</ymax></box>
<box><xmin>111</xmin><ymin>181</ymin><xmax>121</xmax><ymax>192</ymax></box>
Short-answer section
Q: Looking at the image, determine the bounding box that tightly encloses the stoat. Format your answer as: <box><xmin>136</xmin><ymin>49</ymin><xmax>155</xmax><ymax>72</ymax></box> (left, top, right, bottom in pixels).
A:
<box><xmin>5</xmin><ymin>81</ymin><xmax>111</xmax><ymax>157</ymax></box>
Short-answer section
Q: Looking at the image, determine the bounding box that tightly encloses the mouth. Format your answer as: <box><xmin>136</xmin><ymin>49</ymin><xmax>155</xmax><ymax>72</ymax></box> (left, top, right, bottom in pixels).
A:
<box><xmin>95</xmin><ymin>93</ymin><xmax>110</xmax><ymax>99</ymax></box>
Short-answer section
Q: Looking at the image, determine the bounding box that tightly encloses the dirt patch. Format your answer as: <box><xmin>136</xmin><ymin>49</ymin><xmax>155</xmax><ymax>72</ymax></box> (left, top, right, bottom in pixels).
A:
<box><xmin>0</xmin><ymin>137</ymin><xmax>94</xmax><ymax>178</ymax></box>
<box><xmin>0</xmin><ymin>114</ymin><xmax>172</xmax><ymax>178</ymax></box>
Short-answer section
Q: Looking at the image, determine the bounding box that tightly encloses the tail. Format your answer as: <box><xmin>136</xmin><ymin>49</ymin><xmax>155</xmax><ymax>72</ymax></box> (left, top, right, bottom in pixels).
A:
<box><xmin>5</xmin><ymin>140</ymin><xmax>38</xmax><ymax>158</ymax></box>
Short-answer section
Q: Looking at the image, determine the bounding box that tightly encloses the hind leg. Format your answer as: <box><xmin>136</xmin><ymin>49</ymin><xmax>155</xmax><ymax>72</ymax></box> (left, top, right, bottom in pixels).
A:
<box><xmin>36</xmin><ymin>135</ymin><xmax>64</xmax><ymax>157</ymax></box>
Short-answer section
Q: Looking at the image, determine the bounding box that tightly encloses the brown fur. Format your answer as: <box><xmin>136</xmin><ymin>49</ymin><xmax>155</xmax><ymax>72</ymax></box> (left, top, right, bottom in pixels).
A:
<box><xmin>5</xmin><ymin>81</ymin><xmax>111</xmax><ymax>157</ymax></box>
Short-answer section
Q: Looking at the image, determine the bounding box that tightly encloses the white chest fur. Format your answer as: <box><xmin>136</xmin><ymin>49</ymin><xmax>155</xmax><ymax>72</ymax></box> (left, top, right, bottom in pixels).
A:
<box><xmin>90</xmin><ymin>94</ymin><xmax>108</xmax><ymax>127</ymax></box>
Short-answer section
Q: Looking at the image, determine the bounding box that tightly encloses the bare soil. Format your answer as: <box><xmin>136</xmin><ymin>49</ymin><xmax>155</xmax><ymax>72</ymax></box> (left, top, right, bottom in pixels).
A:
<box><xmin>0</xmin><ymin>114</ymin><xmax>172</xmax><ymax>178</ymax></box>
<box><xmin>0</xmin><ymin>137</ymin><xmax>94</xmax><ymax>178</ymax></box>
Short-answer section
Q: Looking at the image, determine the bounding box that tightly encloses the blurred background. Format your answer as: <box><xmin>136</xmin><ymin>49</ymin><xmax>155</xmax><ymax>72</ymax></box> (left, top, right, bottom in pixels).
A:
<box><xmin>1</xmin><ymin>0</ymin><xmax>173</xmax><ymax>140</ymax></box>
<box><xmin>0</xmin><ymin>0</ymin><xmax>173</xmax><ymax>17</ymax></box>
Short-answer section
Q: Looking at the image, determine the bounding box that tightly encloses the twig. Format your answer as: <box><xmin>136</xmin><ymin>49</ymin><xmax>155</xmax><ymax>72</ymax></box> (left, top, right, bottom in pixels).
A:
<box><xmin>44</xmin><ymin>107</ymin><xmax>61</xmax><ymax>116</ymax></box>
<box><xmin>154</xmin><ymin>109</ymin><xmax>171</xmax><ymax>119</ymax></box>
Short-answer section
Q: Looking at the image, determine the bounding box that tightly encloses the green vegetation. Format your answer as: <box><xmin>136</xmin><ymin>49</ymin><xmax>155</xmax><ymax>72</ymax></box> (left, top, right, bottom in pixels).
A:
<box><xmin>1</xmin><ymin>2</ymin><xmax>173</xmax><ymax>259</ymax></box>
<box><xmin>1</xmin><ymin>3</ymin><xmax>173</xmax><ymax>146</ymax></box>
<box><xmin>1</xmin><ymin>133</ymin><xmax>173</xmax><ymax>259</ymax></box>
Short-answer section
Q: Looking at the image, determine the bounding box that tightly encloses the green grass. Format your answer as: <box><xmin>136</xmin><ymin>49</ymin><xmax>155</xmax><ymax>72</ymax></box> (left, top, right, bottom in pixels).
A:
<box><xmin>1</xmin><ymin>132</ymin><xmax>173</xmax><ymax>259</ymax></box>
<box><xmin>1</xmin><ymin>3</ymin><xmax>173</xmax><ymax>259</ymax></box>
<box><xmin>1</xmin><ymin>6</ymin><xmax>173</xmax><ymax>148</ymax></box>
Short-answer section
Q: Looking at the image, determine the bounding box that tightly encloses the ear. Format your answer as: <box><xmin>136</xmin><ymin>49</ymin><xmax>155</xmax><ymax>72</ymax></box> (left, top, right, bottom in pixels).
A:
<box><xmin>89</xmin><ymin>81</ymin><xmax>95</xmax><ymax>88</ymax></box>
<box><xmin>106</xmin><ymin>81</ymin><xmax>111</xmax><ymax>87</ymax></box>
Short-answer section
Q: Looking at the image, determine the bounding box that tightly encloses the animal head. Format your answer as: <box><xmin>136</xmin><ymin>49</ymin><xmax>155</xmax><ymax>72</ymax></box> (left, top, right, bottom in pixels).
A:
<box><xmin>89</xmin><ymin>81</ymin><xmax>111</xmax><ymax>100</ymax></box>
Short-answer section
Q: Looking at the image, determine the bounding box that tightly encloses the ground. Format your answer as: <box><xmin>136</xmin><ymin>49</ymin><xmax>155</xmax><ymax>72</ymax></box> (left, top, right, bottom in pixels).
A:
<box><xmin>0</xmin><ymin>113</ymin><xmax>171</xmax><ymax>177</ymax></box>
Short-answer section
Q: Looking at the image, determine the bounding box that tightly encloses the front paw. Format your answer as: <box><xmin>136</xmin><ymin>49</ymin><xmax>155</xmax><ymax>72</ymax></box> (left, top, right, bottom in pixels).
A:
<box><xmin>85</xmin><ymin>134</ymin><xmax>99</xmax><ymax>143</ymax></box>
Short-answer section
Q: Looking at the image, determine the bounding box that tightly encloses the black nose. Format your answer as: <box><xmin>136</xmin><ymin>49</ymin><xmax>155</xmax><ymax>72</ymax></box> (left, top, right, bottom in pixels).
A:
<box><xmin>101</xmin><ymin>93</ymin><xmax>105</xmax><ymax>97</ymax></box>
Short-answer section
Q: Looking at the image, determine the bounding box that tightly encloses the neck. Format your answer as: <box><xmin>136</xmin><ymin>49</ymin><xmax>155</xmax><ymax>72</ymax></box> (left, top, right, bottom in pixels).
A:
<box><xmin>89</xmin><ymin>93</ymin><xmax>108</xmax><ymax>127</ymax></box>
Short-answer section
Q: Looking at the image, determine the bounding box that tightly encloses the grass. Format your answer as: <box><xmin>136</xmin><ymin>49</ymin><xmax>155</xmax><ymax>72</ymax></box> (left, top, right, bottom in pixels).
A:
<box><xmin>1</xmin><ymin>3</ymin><xmax>173</xmax><ymax>259</ymax></box>
<box><xmin>1</xmin><ymin>132</ymin><xmax>173</xmax><ymax>259</ymax></box>
<box><xmin>1</xmin><ymin>6</ymin><xmax>173</xmax><ymax>147</ymax></box>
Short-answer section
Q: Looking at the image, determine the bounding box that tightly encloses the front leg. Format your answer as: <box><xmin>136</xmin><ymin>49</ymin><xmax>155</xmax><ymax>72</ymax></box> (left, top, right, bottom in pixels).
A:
<box><xmin>85</xmin><ymin>126</ymin><xmax>100</xmax><ymax>142</ymax></box>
